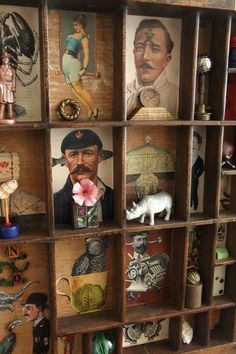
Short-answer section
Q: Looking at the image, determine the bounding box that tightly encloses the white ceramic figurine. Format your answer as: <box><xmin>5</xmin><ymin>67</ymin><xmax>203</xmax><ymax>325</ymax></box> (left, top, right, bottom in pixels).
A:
<box><xmin>126</xmin><ymin>191</ymin><xmax>173</xmax><ymax>226</ymax></box>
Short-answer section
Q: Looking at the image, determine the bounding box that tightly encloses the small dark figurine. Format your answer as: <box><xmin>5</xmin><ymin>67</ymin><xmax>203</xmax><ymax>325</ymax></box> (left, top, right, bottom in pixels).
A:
<box><xmin>191</xmin><ymin>131</ymin><xmax>204</xmax><ymax>210</ymax></box>
<box><xmin>22</xmin><ymin>292</ymin><xmax>50</xmax><ymax>354</ymax></box>
<box><xmin>0</xmin><ymin>320</ymin><xmax>22</xmax><ymax>354</ymax></box>
<box><xmin>71</xmin><ymin>236</ymin><xmax>109</xmax><ymax>276</ymax></box>
<box><xmin>222</xmin><ymin>141</ymin><xmax>236</xmax><ymax>169</ymax></box>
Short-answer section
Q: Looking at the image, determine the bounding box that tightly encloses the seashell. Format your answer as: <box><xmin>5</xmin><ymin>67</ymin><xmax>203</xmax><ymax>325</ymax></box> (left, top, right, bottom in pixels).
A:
<box><xmin>0</xmin><ymin>179</ymin><xmax>18</xmax><ymax>199</ymax></box>
<box><xmin>187</xmin><ymin>269</ymin><xmax>201</xmax><ymax>285</ymax></box>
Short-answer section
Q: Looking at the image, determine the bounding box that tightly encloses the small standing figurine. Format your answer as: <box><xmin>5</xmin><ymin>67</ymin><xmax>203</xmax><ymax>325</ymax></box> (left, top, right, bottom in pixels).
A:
<box><xmin>222</xmin><ymin>141</ymin><xmax>236</xmax><ymax>169</ymax></box>
<box><xmin>22</xmin><ymin>292</ymin><xmax>50</xmax><ymax>354</ymax></box>
<box><xmin>0</xmin><ymin>52</ymin><xmax>16</xmax><ymax>124</ymax></box>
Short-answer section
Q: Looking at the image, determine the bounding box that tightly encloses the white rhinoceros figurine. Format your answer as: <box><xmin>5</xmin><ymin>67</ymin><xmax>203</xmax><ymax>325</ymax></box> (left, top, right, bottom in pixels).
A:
<box><xmin>126</xmin><ymin>191</ymin><xmax>173</xmax><ymax>226</ymax></box>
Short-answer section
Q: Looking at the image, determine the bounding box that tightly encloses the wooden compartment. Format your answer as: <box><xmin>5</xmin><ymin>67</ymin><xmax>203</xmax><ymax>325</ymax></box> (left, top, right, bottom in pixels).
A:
<box><xmin>50</xmin><ymin>126</ymin><xmax>124</xmax><ymax>233</ymax></box>
<box><xmin>126</xmin><ymin>227</ymin><xmax>187</xmax><ymax>322</ymax></box>
<box><xmin>182</xmin><ymin>312</ymin><xmax>210</xmax><ymax>351</ymax></box>
<box><xmin>123</xmin><ymin>316</ymin><xmax>181</xmax><ymax>353</ymax></box>
<box><xmin>220</xmin><ymin>126</ymin><xmax>236</xmax><ymax>219</ymax></box>
<box><xmin>209</xmin><ymin>307</ymin><xmax>236</xmax><ymax>345</ymax></box>
<box><xmin>47</xmin><ymin>7</ymin><xmax>124</xmax><ymax>122</ymax></box>
<box><xmin>0</xmin><ymin>242</ymin><xmax>51</xmax><ymax>354</ymax></box>
<box><xmin>0</xmin><ymin>129</ymin><xmax>49</xmax><ymax>240</ymax></box>
<box><xmin>55</xmin><ymin>233</ymin><xmax>123</xmax><ymax>335</ymax></box>
<box><xmin>190</xmin><ymin>126</ymin><xmax>223</xmax><ymax>221</ymax></box>
<box><xmin>125</xmin><ymin>125</ymin><xmax>190</xmax><ymax>228</ymax></box>
<box><xmin>57</xmin><ymin>333</ymin><xmax>82</xmax><ymax>354</ymax></box>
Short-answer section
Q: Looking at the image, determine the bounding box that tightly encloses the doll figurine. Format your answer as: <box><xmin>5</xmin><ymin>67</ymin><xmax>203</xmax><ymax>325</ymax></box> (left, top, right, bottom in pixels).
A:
<box><xmin>0</xmin><ymin>52</ymin><xmax>16</xmax><ymax>123</ymax></box>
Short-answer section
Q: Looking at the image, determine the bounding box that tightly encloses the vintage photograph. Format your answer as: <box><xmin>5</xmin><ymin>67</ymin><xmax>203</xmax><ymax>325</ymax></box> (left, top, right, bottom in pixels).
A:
<box><xmin>126</xmin><ymin>15</ymin><xmax>181</xmax><ymax>118</ymax></box>
<box><xmin>0</xmin><ymin>5</ymin><xmax>41</xmax><ymax>122</ymax></box>
<box><xmin>51</xmin><ymin>128</ymin><xmax>114</xmax><ymax>225</ymax></box>
<box><xmin>60</xmin><ymin>11</ymin><xmax>98</xmax><ymax>120</ymax></box>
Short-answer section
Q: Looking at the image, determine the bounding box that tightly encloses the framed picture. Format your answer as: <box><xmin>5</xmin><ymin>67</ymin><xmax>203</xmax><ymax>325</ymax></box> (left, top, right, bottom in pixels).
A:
<box><xmin>51</xmin><ymin>128</ymin><xmax>113</xmax><ymax>225</ymax></box>
<box><xmin>126</xmin><ymin>15</ymin><xmax>181</xmax><ymax>118</ymax></box>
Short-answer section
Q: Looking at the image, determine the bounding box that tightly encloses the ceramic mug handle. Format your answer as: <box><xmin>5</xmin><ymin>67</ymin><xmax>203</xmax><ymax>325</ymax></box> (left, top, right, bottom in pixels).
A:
<box><xmin>56</xmin><ymin>276</ymin><xmax>71</xmax><ymax>302</ymax></box>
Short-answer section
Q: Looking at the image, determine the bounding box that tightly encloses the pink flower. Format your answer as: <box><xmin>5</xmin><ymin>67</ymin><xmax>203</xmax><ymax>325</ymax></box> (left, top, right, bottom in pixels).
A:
<box><xmin>72</xmin><ymin>179</ymin><xmax>98</xmax><ymax>206</ymax></box>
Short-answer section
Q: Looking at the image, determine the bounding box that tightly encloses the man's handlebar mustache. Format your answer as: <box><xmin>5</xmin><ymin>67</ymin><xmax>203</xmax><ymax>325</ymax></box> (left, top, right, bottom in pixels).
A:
<box><xmin>139</xmin><ymin>62</ymin><xmax>154</xmax><ymax>70</ymax></box>
<box><xmin>70</xmin><ymin>165</ymin><xmax>92</xmax><ymax>175</ymax></box>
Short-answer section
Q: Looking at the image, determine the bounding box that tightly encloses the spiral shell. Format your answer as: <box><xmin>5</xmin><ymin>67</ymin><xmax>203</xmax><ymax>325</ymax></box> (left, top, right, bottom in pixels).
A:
<box><xmin>0</xmin><ymin>179</ymin><xmax>18</xmax><ymax>199</ymax></box>
<box><xmin>187</xmin><ymin>269</ymin><xmax>201</xmax><ymax>285</ymax></box>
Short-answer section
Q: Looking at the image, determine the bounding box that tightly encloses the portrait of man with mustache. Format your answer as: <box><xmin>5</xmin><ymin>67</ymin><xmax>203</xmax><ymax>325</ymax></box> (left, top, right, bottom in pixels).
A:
<box><xmin>53</xmin><ymin>129</ymin><xmax>113</xmax><ymax>225</ymax></box>
<box><xmin>127</xmin><ymin>18</ymin><xmax>179</xmax><ymax>118</ymax></box>
<box><xmin>22</xmin><ymin>292</ymin><xmax>50</xmax><ymax>354</ymax></box>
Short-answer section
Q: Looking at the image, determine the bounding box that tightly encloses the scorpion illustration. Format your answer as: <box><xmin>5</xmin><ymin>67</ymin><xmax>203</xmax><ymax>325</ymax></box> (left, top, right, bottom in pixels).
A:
<box><xmin>0</xmin><ymin>281</ymin><xmax>37</xmax><ymax>312</ymax></box>
<box><xmin>0</xmin><ymin>11</ymin><xmax>39</xmax><ymax>86</ymax></box>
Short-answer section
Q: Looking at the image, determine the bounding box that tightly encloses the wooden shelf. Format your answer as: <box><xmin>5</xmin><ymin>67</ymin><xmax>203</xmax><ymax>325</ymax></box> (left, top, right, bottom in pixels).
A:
<box><xmin>124</xmin><ymin>340</ymin><xmax>175</xmax><ymax>354</ymax></box>
<box><xmin>57</xmin><ymin>310</ymin><xmax>121</xmax><ymax>336</ymax></box>
<box><xmin>0</xmin><ymin>232</ymin><xmax>51</xmax><ymax>244</ymax></box>
<box><xmin>221</xmin><ymin>168</ymin><xmax>236</xmax><ymax>176</ymax></box>
<box><xmin>54</xmin><ymin>222</ymin><xmax>122</xmax><ymax>239</ymax></box>
<box><xmin>228</xmin><ymin>68</ymin><xmax>236</xmax><ymax>74</ymax></box>
<box><xmin>215</xmin><ymin>257</ymin><xmax>236</xmax><ymax>266</ymax></box>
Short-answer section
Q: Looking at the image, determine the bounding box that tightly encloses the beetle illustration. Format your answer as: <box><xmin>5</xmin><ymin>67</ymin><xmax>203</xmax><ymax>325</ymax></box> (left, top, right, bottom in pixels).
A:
<box><xmin>0</xmin><ymin>11</ymin><xmax>39</xmax><ymax>87</ymax></box>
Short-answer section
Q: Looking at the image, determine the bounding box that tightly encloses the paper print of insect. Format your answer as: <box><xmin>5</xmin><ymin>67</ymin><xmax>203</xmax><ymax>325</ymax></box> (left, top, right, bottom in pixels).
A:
<box><xmin>0</xmin><ymin>11</ymin><xmax>39</xmax><ymax>87</ymax></box>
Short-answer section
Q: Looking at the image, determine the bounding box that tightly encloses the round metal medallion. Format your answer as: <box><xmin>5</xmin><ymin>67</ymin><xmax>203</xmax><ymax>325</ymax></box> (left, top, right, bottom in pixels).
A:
<box><xmin>140</xmin><ymin>88</ymin><xmax>160</xmax><ymax>107</ymax></box>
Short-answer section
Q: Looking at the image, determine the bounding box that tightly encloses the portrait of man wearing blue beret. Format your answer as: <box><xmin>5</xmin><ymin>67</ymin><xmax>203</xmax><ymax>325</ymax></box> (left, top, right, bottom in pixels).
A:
<box><xmin>53</xmin><ymin>129</ymin><xmax>113</xmax><ymax>225</ymax></box>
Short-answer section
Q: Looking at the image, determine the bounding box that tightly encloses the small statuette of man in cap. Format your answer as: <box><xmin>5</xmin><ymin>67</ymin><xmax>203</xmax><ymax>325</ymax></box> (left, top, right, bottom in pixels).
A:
<box><xmin>22</xmin><ymin>292</ymin><xmax>50</xmax><ymax>354</ymax></box>
<box><xmin>0</xmin><ymin>51</ymin><xmax>16</xmax><ymax>123</ymax></box>
<box><xmin>53</xmin><ymin>129</ymin><xmax>113</xmax><ymax>225</ymax></box>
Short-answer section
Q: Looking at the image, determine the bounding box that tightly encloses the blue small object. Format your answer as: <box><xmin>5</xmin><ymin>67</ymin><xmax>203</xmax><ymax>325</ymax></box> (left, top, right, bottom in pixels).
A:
<box><xmin>0</xmin><ymin>224</ymin><xmax>20</xmax><ymax>239</ymax></box>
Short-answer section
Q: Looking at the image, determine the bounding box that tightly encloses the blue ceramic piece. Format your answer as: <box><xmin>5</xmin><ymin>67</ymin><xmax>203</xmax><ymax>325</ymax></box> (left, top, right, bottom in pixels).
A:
<box><xmin>0</xmin><ymin>224</ymin><xmax>20</xmax><ymax>239</ymax></box>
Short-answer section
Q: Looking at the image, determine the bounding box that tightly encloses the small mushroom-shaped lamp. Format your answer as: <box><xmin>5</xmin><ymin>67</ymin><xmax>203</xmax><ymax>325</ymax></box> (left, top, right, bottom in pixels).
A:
<box><xmin>127</xmin><ymin>136</ymin><xmax>175</xmax><ymax>200</ymax></box>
